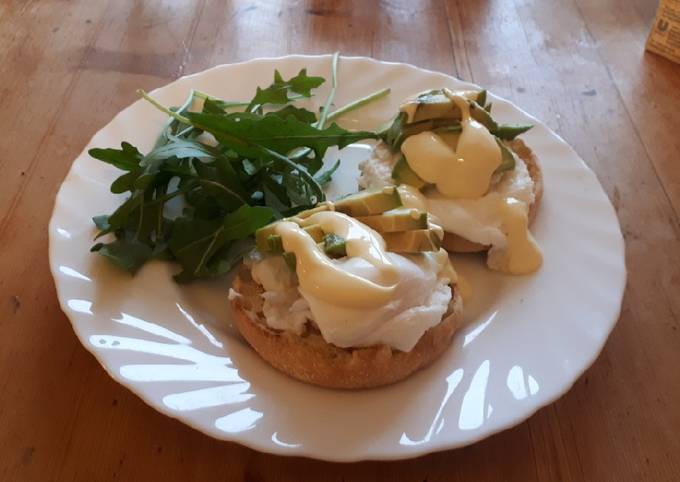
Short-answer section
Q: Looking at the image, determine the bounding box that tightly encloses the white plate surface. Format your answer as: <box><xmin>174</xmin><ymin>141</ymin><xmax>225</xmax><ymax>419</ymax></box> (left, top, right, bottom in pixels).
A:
<box><xmin>49</xmin><ymin>55</ymin><xmax>626</xmax><ymax>461</ymax></box>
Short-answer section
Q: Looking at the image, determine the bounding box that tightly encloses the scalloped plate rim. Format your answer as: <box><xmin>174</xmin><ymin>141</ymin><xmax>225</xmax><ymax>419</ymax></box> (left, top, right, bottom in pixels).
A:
<box><xmin>48</xmin><ymin>54</ymin><xmax>626</xmax><ymax>462</ymax></box>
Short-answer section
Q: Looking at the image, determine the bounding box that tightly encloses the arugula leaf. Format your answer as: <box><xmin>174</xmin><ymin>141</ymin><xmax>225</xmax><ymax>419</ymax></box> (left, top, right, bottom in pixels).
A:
<box><xmin>263</xmin><ymin>175</ymin><xmax>292</xmax><ymax>213</ymax></box>
<box><xmin>246</xmin><ymin>69</ymin><xmax>324</xmax><ymax>112</ymax></box>
<box><xmin>91</xmin><ymin>238</ymin><xmax>153</xmax><ymax>274</ymax></box>
<box><xmin>154</xmin><ymin>91</ymin><xmax>196</xmax><ymax>148</ymax></box>
<box><xmin>135</xmin><ymin>136</ymin><xmax>221</xmax><ymax>190</ymax></box>
<box><xmin>185</xmin><ymin>112</ymin><xmax>376</xmax><ymax>171</ymax></box>
<box><xmin>108</xmin><ymin>192</ymin><xmax>144</xmax><ymax>231</ymax></box>
<box><xmin>169</xmin><ymin>205</ymin><xmax>272</xmax><ymax>282</ymax></box>
<box><xmin>92</xmin><ymin>215</ymin><xmax>111</xmax><ymax>232</ymax></box>
<box><xmin>314</xmin><ymin>159</ymin><xmax>340</xmax><ymax>186</ymax></box>
<box><xmin>189</xmin><ymin>178</ymin><xmax>245</xmax><ymax>211</ymax></box>
<box><xmin>142</xmin><ymin>137</ymin><xmax>220</xmax><ymax>165</ymax></box>
<box><xmin>201</xmin><ymin>96</ymin><xmax>249</xmax><ymax>114</ymax></box>
<box><xmin>169</xmin><ymin>217</ymin><xmax>225</xmax><ymax>281</ymax></box>
<box><xmin>326</xmin><ymin>87</ymin><xmax>391</xmax><ymax>124</ymax></box>
<box><xmin>469</xmin><ymin>101</ymin><xmax>499</xmax><ymax>132</ymax></box>
<box><xmin>495</xmin><ymin>139</ymin><xmax>516</xmax><ymax>174</ymax></box>
<box><xmin>492</xmin><ymin>123</ymin><xmax>533</xmax><ymax>140</ymax></box>
<box><xmin>89</xmin><ymin>142</ymin><xmax>143</xmax><ymax>171</ymax></box>
<box><xmin>476</xmin><ymin>89</ymin><xmax>487</xmax><ymax>109</ymax></box>
<box><xmin>90</xmin><ymin>59</ymin><xmax>384</xmax><ymax>282</ymax></box>
<box><xmin>223</xmin><ymin>205</ymin><xmax>274</xmax><ymax>240</ymax></box>
<box><xmin>267</xmin><ymin>105</ymin><xmax>317</xmax><ymax>124</ymax></box>
<box><xmin>110</xmin><ymin>171</ymin><xmax>140</xmax><ymax>194</ymax></box>
<box><xmin>316</xmin><ymin>52</ymin><xmax>339</xmax><ymax>128</ymax></box>
<box><xmin>380</xmin><ymin>112</ymin><xmax>408</xmax><ymax>150</ymax></box>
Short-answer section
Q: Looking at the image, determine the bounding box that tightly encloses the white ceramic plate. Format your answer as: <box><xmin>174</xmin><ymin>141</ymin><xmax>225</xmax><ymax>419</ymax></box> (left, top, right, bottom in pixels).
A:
<box><xmin>49</xmin><ymin>55</ymin><xmax>626</xmax><ymax>462</ymax></box>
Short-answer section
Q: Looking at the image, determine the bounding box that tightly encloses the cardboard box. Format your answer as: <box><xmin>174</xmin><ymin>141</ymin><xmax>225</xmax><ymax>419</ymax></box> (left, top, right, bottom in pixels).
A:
<box><xmin>646</xmin><ymin>0</ymin><xmax>680</xmax><ymax>64</ymax></box>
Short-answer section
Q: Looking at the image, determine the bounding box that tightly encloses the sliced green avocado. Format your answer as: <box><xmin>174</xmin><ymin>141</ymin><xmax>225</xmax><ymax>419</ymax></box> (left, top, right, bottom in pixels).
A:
<box><xmin>412</xmin><ymin>89</ymin><xmax>488</xmax><ymax>122</ymax></box>
<box><xmin>263</xmin><ymin>224</ymin><xmax>325</xmax><ymax>253</ymax></box>
<box><xmin>282</xmin><ymin>252</ymin><xmax>297</xmax><ymax>271</ymax></box>
<box><xmin>391</xmin><ymin>155</ymin><xmax>427</xmax><ymax>189</ymax></box>
<box><xmin>255</xmin><ymin>223</ymin><xmax>279</xmax><ymax>252</ymax></box>
<box><xmin>281</xmin><ymin>234</ymin><xmax>347</xmax><ymax>272</ymax></box>
<box><xmin>380</xmin><ymin>112</ymin><xmax>463</xmax><ymax>150</ymax></box>
<box><xmin>356</xmin><ymin>208</ymin><xmax>428</xmax><ymax>232</ymax></box>
<box><xmin>412</xmin><ymin>91</ymin><xmax>457</xmax><ymax>122</ymax></box>
<box><xmin>265</xmin><ymin>234</ymin><xmax>284</xmax><ymax>253</ymax></box>
<box><xmin>322</xmin><ymin>233</ymin><xmax>347</xmax><ymax>258</ymax></box>
<box><xmin>334</xmin><ymin>186</ymin><xmax>402</xmax><ymax>216</ymax></box>
<box><xmin>401</xmin><ymin>118</ymin><xmax>461</xmax><ymax>146</ymax></box>
<box><xmin>382</xmin><ymin>228</ymin><xmax>442</xmax><ymax>253</ymax></box>
<box><xmin>255</xmin><ymin>204</ymin><xmax>333</xmax><ymax>251</ymax></box>
<box><xmin>293</xmin><ymin>203</ymin><xmax>332</xmax><ymax>220</ymax></box>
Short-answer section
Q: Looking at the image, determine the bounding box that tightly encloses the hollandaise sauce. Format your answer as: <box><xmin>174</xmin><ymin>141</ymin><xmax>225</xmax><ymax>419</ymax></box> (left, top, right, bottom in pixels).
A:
<box><xmin>394</xmin><ymin>90</ymin><xmax>542</xmax><ymax>275</ymax></box>
<box><xmin>400</xmin><ymin>90</ymin><xmax>501</xmax><ymax>198</ymax></box>
<box><xmin>487</xmin><ymin>197</ymin><xmax>543</xmax><ymax>274</ymax></box>
<box><xmin>275</xmin><ymin>212</ymin><xmax>400</xmax><ymax>309</ymax></box>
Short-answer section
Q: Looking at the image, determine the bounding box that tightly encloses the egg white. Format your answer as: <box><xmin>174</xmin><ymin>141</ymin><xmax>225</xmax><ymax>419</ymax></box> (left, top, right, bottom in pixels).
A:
<box><xmin>250</xmin><ymin>252</ymin><xmax>452</xmax><ymax>352</ymax></box>
<box><xmin>358</xmin><ymin>141</ymin><xmax>535</xmax><ymax>249</ymax></box>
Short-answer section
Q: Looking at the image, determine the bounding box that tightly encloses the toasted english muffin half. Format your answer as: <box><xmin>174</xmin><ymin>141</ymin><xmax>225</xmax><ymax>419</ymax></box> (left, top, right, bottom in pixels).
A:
<box><xmin>440</xmin><ymin>138</ymin><xmax>543</xmax><ymax>253</ymax></box>
<box><xmin>229</xmin><ymin>266</ymin><xmax>463</xmax><ymax>390</ymax></box>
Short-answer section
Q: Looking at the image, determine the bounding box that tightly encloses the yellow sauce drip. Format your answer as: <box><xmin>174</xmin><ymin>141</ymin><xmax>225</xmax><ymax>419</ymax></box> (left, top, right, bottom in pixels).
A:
<box><xmin>276</xmin><ymin>212</ymin><xmax>399</xmax><ymax>309</ymax></box>
<box><xmin>399</xmin><ymin>91</ymin><xmax>501</xmax><ymax>198</ymax></box>
<box><xmin>456</xmin><ymin>274</ymin><xmax>473</xmax><ymax>302</ymax></box>
<box><xmin>487</xmin><ymin>197</ymin><xmax>543</xmax><ymax>275</ymax></box>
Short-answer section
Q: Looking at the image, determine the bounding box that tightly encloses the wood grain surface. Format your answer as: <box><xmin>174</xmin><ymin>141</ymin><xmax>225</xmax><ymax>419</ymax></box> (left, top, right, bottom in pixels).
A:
<box><xmin>1</xmin><ymin>0</ymin><xmax>679</xmax><ymax>480</ymax></box>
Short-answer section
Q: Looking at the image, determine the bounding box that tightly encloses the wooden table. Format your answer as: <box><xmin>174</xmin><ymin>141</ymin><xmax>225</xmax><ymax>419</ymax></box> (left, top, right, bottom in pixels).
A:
<box><xmin>2</xmin><ymin>0</ymin><xmax>679</xmax><ymax>480</ymax></box>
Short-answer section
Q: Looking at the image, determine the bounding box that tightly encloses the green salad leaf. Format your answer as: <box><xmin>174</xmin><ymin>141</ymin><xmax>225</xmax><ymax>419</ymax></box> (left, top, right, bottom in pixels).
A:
<box><xmin>246</xmin><ymin>69</ymin><xmax>324</xmax><ymax>113</ymax></box>
<box><xmin>169</xmin><ymin>205</ymin><xmax>273</xmax><ymax>282</ymax></box>
<box><xmin>184</xmin><ymin>111</ymin><xmax>375</xmax><ymax>173</ymax></box>
<box><xmin>89</xmin><ymin>56</ymin><xmax>383</xmax><ymax>281</ymax></box>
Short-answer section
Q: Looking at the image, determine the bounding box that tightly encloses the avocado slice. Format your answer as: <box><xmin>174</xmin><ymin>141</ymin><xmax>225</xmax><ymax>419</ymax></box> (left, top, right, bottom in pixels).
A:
<box><xmin>412</xmin><ymin>91</ymin><xmax>457</xmax><ymax>122</ymax></box>
<box><xmin>280</xmin><ymin>233</ymin><xmax>347</xmax><ymax>272</ymax></box>
<box><xmin>255</xmin><ymin>203</ymin><xmax>335</xmax><ymax>251</ymax></box>
<box><xmin>356</xmin><ymin>208</ymin><xmax>428</xmax><ymax>233</ymax></box>
<box><xmin>322</xmin><ymin>233</ymin><xmax>347</xmax><ymax>258</ymax></box>
<box><xmin>410</xmin><ymin>89</ymin><xmax>486</xmax><ymax>122</ymax></box>
<box><xmin>391</xmin><ymin>155</ymin><xmax>427</xmax><ymax>189</ymax></box>
<box><xmin>265</xmin><ymin>234</ymin><xmax>284</xmax><ymax>253</ymax></box>
<box><xmin>263</xmin><ymin>224</ymin><xmax>325</xmax><ymax>253</ymax></box>
<box><xmin>334</xmin><ymin>186</ymin><xmax>402</xmax><ymax>216</ymax></box>
<box><xmin>293</xmin><ymin>203</ymin><xmax>332</xmax><ymax>220</ymax></box>
<box><xmin>380</xmin><ymin>112</ymin><xmax>463</xmax><ymax>150</ymax></box>
<box><xmin>399</xmin><ymin>118</ymin><xmax>461</xmax><ymax>148</ymax></box>
<box><xmin>282</xmin><ymin>252</ymin><xmax>297</xmax><ymax>271</ymax></box>
<box><xmin>255</xmin><ymin>223</ymin><xmax>279</xmax><ymax>252</ymax></box>
<box><xmin>383</xmin><ymin>228</ymin><xmax>442</xmax><ymax>253</ymax></box>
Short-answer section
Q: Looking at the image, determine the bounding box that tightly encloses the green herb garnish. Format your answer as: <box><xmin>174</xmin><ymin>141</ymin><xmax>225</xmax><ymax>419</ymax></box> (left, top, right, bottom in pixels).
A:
<box><xmin>89</xmin><ymin>55</ymin><xmax>383</xmax><ymax>282</ymax></box>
